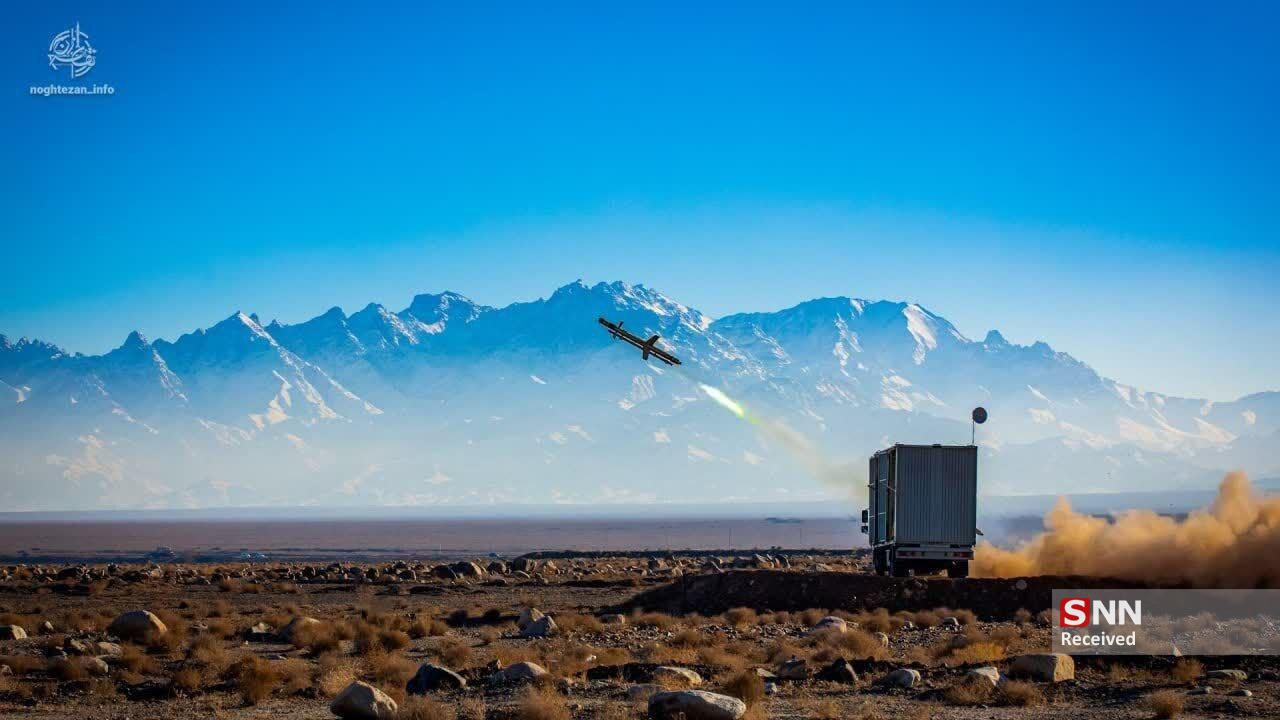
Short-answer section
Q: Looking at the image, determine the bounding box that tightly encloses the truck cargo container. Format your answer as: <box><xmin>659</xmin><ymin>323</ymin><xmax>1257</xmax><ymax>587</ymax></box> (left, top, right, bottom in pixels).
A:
<box><xmin>860</xmin><ymin>444</ymin><xmax>977</xmax><ymax>577</ymax></box>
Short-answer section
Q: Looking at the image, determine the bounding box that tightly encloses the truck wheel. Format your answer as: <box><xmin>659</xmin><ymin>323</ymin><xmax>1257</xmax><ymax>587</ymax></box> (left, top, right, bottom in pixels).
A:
<box><xmin>873</xmin><ymin>549</ymin><xmax>887</xmax><ymax>576</ymax></box>
<box><xmin>891</xmin><ymin>560</ymin><xmax>913</xmax><ymax>578</ymax></box>
<box><xmin>947</xmin><ymin>562</ymin><xmax>969</xmax><ymax>579</ymax></box>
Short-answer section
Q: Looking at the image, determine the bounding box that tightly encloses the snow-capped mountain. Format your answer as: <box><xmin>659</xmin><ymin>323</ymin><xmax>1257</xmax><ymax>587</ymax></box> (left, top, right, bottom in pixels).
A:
<box><xmin>1</xmin><ymin>281</ymin><xmax>1275</xmax><ymax>511</ymax></box>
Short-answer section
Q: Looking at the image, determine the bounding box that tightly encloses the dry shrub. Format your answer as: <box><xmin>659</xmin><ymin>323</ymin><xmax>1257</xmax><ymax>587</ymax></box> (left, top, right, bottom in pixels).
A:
<box><xmin>353</xmin><ymin>621</ymin><xmax>412</xmax><ymax>655</ymax></box>
<box><xmin>187</xmin><ymin>633</ymin><xmax>229</xmax><ymax>671</ymax></box>
<box><xmin>231</xmin><ymin>656</ymin><xmax>281</xmax><ymax>705</ymax></box>
<box><xmin>697</xmin><ymin>645</ymin><xmax>748</xmax><ymax>672</ymax></box>
<box><xmin>410</xmin><ymin>617</ymin><xmax>451</xmax><ymax>639</ymax></box>
<box><xmin>438</xmin><ymin>638</ymin><xmax>473</xmax><ymax>668</ymax></box>
<box><xmin>221</xmin><ymin>580</ymin><xmax>264</xmax><ymax>594</ymax></box>
<box><xmin>945</xmin><ymin>641</ymin><xmax>1006</xmax><ymax>665</ymax></box>
<box><xmin>478</xmin><ymin>627</ymin><xmax>502</xmax><ymax>645</ymax></box>
<box><xmin>170</xmin><ymin>665</ymin><xmax>203</xmax><ymax>693</ymax></box>
<box><xmin>40</xmin><ymin>634</ymin><xmax>68</xmax><ymax>653</ymax></box>
<box><xmin>353</xmin><ymin>623</ymin><xmax>381</xmax><ymax>655</ymax></box>
<box><xmin>149</xmin><ymin>624</ymin><xmax>188</xmax><ymax>655</ymax></box>
<box><xmin>550</xmin><ymin>642</ymin><xmax>599</xmax><ymax>678</ymax></box>
<box><xmin>119</xmin><ymin>644</ymin><xmax>160</xmax><ymax>674</ymax></box>
<box><xmin>594</xmin><ymin>646</ymin><xmax>633</xmax><ymax>666</ymax></box>
<box><xmin>0</xmin><ymin>613</ymin><xmax>35</xmax><ymax>634</ymax></box>
<box><xmin>294</xmin><ymin>620</ymin><xmax>342</xmax><ymax>654</ymax></box>
<box><xmin>724</xmin><ymin>607</ymin><xmax>758</xmax><ymax>628</ymax></box>
<box><xmin>278</xmin><ymin>658</ymin><xmax>313</xmax><ymax>695</ymax></box>
<box><xmin>369</xmin><ymin>651</ymin><xmax>417</xmax><ymax>687</ymax></box>
<box><xmin>381</xmin><ymin>629</ymin><xmax>412</xmax><ymax>651</ymax></box>
<box><xmin>0</xmin><ymin>675</ymin><xmax>30</xmax><ymax>700</ymax></box>
<box><xmin>458</xmin><ymin>696</ymin><xmax>486</xmax><ymax>720</ymax></box>
<box><xmin>206</xmin><ymin>618</ymin><xmax>236</xmax><ymax>639</ymax></box>
<box><xmin>911</xmin><ymin>610</ymin><xmax>942</xmax><ymax>628</ymax></box>
<box><xmin>988</xmin><ymin>625</ymin><xmax>1020</xmax><ymax>647</ymax></box>
<box><xmin>631</xmin><ymin>612</ymin><xmax>677</xmax><ymax>630</ymax></box>
<box><xmin>87</xmin><ymin>677</ymin><xmax>119</xmax><ymax>702</ymax></box>
<box><xmin>998</xmin><ymin>680</ymin><xmax>1044</xmax><ymax>707</ymax></box>
<box><xmin>901</xmin><ymin>645</ymin><xmax>933</xmax><ymax>665</ymax></box>
<box><xmin>799</xmin><ymin>698</ymin><xmax>843</xmax><ymax>720</ymax></box>
<box><xmin>934</xmin><ymin>628</ymin><xmax>1008</xmax><ymax>665</ymax></box>
<box><xmin>517</xmin><ymin>685</ymin><xmax>570</xmax><ymax>720</ymax></box>
<box><xmin>48</xmin><ymin>658</ymin><xmax>88</xmax><ymax>682</ymax></box>
<box><xmin>854</xmin><ymin>608</ymin><xmax>904</xmax><ymax>634</ymax></box>
<box><xmin>60</xmin><ymin>609</ymin><xmax>99</xmax><ymax>632</ymax></box>
<box><xmin>401</xmin><ymin>696</ymin><xmax>458</xmax><ymax>720</ymax></box>
<box><xmin>1014</xmin><ymin>608</ymin><xmax>1033</xmax><ymax>625</ymax></box>
<box><xmin>672</xmin><ymin>629</ymin><xmax>709</xmax><ymax>648</ymax></box>
<box><xmin>317</xmin><ymin>657</ymin><xmax>358</xmax><ymax>697</ymax></box>
<box><xmin>764</xmin><ymin>639</ymin><xmax>805</xmax><ymax>665</ymax></box>
<box><xmin>1148</xmin><ymin>689</ymin><xmax>1184</xmax><ymax>719</ymax></box>
<box><xmin>720</xmin><ymin>669</ymin><xmax>765</xmax><ymax>705</ymax></box>
<box><xmin>811</xmin><ymin>628</ymin><xmax>887</xmax><ymax>661</ymax></box>
<box><xmin>943</xmin><ymin>678</ymin><xmax>992</xmax><ymax>706</ymax></box>
<box><xmin>797</xmin><ymin>608</ymin><xmax>828</xmax><ymax>626</ymax></box>
<box><xmin>555</xmin><ymin>613</ymin><xmax>603</xmax><ymax>634</ymax></box>
<box><xmin>0</xmin><ymin>654</ymin><xmax>46</xmax><ymax>675</ymax></box>
<box><xmin>1172</xmin><ymin>658</ymin><xmax>1203</xmax><ymax>683</ymax></box>
<box><xmin>639</xmin><ymin>643</ymin><xmax>697</xmax><ymax>665</ymax></box>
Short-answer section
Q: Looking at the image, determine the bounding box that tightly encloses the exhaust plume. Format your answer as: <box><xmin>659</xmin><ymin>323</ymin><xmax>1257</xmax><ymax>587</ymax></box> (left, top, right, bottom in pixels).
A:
<box><xmin>691</xmin><ymin>378</ymin><xmax>855</xmax><ymax>492</ymax></box>
<box><xmin>973</xmin><ymin>472</ymin><xmax>1280</xmax><ymax>588</ymax></box>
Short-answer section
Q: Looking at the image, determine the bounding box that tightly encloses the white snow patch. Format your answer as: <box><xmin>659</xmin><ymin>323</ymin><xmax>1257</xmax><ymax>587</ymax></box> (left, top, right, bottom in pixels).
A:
<box><xmin>1059</xmin><ymin>422</ymin><xmax>1111</xmax><ymax>449</ymax></box>
<box><xmin>653</xmin><ymin>429</ymin><xmax>671</xmax><ymax>444</ymax></box>
<box><xmin>687</xmin><ymin>445</ymin><xmax>717</xmax><ymax>461</ymax></box>
<box><xmin>1192</xmin><ymin>418</ymin><xmax>1236</xmax><ymax>444</ymax></box>
<box><xmin>1112</xmin><ymin>383</ymin><xmax>1135</xmax><ymax>407</ymax></box>
<box><xmin>1242</xmin><ymin>410</ymin><xmax>1257</xmax><ymax>426</ymax></box>
<box><xmin>630</xmin><ymin>374</ymin><xmax>656</xmax><ymax>404</ymax></box>
<box><xmin>1028</xmin><ymin>408</ymin><xmax>1056</xmax><ymax>424</ymax></box>
<box><xmin>903</xmin><ymin>304</ymin><xmax>939</xmax><ymax>364</ymax></box>
<box><xmin>743</xmin><ymin>451</ymin><xmax>764</xmax><ymax>465</ymax></box>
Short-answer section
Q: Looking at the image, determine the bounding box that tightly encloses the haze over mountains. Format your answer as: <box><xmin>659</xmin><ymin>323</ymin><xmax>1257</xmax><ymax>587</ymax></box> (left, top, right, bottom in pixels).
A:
<box><xmin>1</xmin><ymin>281</ymin><xmax>1276</xmax><ymax>511</ymax></box>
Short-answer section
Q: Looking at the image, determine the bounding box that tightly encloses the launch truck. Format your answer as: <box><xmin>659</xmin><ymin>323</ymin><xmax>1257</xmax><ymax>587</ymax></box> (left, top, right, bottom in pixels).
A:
<box><xmin>861</xmin><ymin>443</ymin><xmax>978</xmax><ymax>578</ymax></box>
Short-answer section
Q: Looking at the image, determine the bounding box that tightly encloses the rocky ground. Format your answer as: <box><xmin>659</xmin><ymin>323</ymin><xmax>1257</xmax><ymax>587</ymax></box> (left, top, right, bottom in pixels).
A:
<box><xmin>0</xmin><ymin>553</ymin><xmax>1275</xmax><ymax>719</ymax></box>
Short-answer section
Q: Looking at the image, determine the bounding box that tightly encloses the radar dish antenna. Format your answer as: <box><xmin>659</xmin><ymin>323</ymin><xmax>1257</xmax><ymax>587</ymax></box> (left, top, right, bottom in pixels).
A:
<box><xmin>970</xmin><ymin>407</ymin><xmax>987</xmax><ymax>445</ymax></box>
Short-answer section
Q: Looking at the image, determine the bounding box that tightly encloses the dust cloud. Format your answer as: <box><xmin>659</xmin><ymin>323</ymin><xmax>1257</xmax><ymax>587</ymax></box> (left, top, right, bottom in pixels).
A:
<box><xmin>973</xmin><ymin>472</ymin><xmax>1280</xmax><ymax>587</ymax></box>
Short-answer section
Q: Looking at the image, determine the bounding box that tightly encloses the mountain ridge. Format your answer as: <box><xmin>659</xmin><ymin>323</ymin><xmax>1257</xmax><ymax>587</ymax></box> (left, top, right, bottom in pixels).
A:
<box><xmin>2</xmin><ymin>280</ymin><xmax>1275</xmax><ymax>511</ymax></box>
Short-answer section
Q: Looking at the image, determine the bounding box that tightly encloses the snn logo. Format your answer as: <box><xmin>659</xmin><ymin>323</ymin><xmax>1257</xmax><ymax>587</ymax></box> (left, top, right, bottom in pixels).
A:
<box><xmin>1060</xmin><ymin>597</ymin><xmax>1142</xmax><ymax>627</ymax></box>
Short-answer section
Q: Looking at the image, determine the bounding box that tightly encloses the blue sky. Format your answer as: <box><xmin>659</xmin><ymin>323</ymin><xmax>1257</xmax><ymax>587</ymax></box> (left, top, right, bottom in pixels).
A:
<box><xmin>2</xmin><ymin>2</ymin><xmax>1277</xmax><ymax>401</ymax></box>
